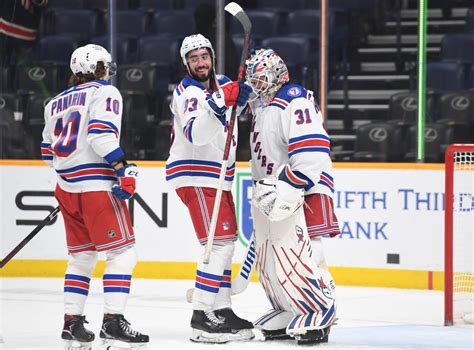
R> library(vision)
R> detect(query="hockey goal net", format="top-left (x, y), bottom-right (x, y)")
top-left (444, 144), bottom-right (474, 326)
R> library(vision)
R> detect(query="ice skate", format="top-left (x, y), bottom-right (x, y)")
top-left (190, 309), bottom-right (254, 343)
top-left (99, 314), bottom-right (149, 348)
top-left (295, 326), bottom-right (330, 345)
top-left (61, 315), bottom-right (94, 350)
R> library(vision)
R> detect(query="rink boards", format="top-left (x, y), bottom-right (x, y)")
top-left (0, 160), bottom-right (453, 290)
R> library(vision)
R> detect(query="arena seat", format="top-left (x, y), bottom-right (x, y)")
top-left (38, 35), bottom-right (78, 64)
top-left (440, 33), bottom-right (474, 63)
top-left (49, 9), bottom-right (98, 42)
top-left (426, 61), bottom-right (465, 93)
top-left (352, 122), bottom-right (404, 162)
top-left (150, 10), bottom-right (195, 37)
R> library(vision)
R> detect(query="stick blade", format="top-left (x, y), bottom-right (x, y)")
top-left (224, 2), bottom-right (243, 16)
top-left (225, 2), bottom-right (251, 33)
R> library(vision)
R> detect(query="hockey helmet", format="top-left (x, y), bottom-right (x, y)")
top-left (245, 48), bottom-right (289, 103)
top-left (70, 44), bottom-right (116, 77)
top-left (180, 34), bottom-right (215, 66)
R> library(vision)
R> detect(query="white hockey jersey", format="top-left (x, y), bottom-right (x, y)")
top-left (249, 83), bottom-right (335, 198)
top-left (41, 80), bottom-right (124, 193)
top-left (166, 75), bottom-right (238, 191)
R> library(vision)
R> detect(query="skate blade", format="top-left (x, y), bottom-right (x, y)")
top-left (64, 340), bottom-right (93, 350)
top-left (190, 329), bottom-right (255, 343)
top-left (100, 339), bottom-right (148, 349)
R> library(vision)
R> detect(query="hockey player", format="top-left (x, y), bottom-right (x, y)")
top-left (41, 44), bottom-right (149, 349)
top-left (165, 34), bottom-right (254, 343)
top-left (244, 48), bottom-right (340, 345)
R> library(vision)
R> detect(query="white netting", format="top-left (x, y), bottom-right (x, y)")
top-left (452, 150), bottom-right (474, 323)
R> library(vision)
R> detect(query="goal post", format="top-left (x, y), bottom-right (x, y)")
top-left (444, 144), bottom-right (474, 326)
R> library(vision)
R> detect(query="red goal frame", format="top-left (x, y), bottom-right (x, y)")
top-left (444, 143), bottom-right (474, 326)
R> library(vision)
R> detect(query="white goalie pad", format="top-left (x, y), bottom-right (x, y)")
top-left (252, 206), bottom-right (337, 336)
top-left (252, 176), bottom-right (304, 222)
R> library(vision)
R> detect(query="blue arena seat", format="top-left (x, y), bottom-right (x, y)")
top-left (91, 35), bottom-right (133, 64)
top-left (48, 0), bottom-right (83, 9)
top-left (150, 10), bottom-right (194, 37)
top-left (260, 36), bottom-right (311, 83)
top-left (138, 0), bottom-right (174, 11)
top-left (137, 36), bottom-right (181, 92)
top-left (257, 0), bottom-right (305, 11)
top-left (49, 9), bottom-right (98, 42)
top-left (38, 35), bottom-right (78, 64)
top-left (113, 10), bottom-right (150, 37)
top-left (440, 33), bottom-right (474, 63)
top-left (82, 0), bottom-right (129, 11)
top-left (353, 122), bottom-right (404, 162)
top-left (182, 0), bottom-right (216, 10)
top-left (426, 61), bottom-right (465, 93)
top-left (230, 10), bottom-right (279, 42)
top-left (286, 10), bottom-right (334, 41)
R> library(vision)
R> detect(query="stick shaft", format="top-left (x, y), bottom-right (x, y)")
top-left (0, 206), bottom-right (60, 268)
top-left (203, 3), bottom-right (252, 264)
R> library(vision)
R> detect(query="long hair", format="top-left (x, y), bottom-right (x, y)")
top-left (67, 61), bottom-right (107, 87)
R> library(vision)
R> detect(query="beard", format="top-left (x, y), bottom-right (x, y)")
top-left (191, 70), bottom-right (211, 82)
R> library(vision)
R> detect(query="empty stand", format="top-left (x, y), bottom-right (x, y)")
top-left (15, 63), bottom-right (66, 95)
top-left (138, 0), bottom-right (174, 11)
top-left (37, 35), bottom-right (78, 64)
top-left (353, 122), bottom-right (404, 162)
top-left (230, 10), bottom-right (279, 42)
top-left (48, 9), bottom-right (99, 42)
top-left (388, 91), bottom-right (436, 125)
top-left (151, 10), bottom-right (194, 37)
top-left (426, 61), bottom-right (465, 93)
top-left (404, 123), bottom-right (451, 162)
top-left (117, 64), bottom-right (156, 93)
top-left (91, 35), bottom-right (133, 64)
top-left (440, 33), bottom-right (474, 63)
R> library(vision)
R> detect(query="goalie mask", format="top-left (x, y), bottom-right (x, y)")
top-left (70, 44), bottom-right (117, 80)
top-left (245, 48), bottom-right (289, 104)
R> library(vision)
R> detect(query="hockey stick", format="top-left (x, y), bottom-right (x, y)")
top-left (0, 206), bottom-right (60, 268)
top-left (203, 2), bottom-right (252, 264)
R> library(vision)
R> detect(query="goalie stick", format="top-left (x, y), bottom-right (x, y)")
top-left (203, 1), bottom-right (252, 264)
top-left (0, 206), bottom-right (60, 268)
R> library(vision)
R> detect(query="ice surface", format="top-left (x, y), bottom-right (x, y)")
top-left (1, 278), bottom-right (472, 349)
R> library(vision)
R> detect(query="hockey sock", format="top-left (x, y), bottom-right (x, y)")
top-left (193, 242), bottom-right (234, 311)
top-left (103, 246), bottom-right (137, 314)
top-left (213, 267), bottom-right (232, 310)
top-left (64, 251), bottom-right (98, 315)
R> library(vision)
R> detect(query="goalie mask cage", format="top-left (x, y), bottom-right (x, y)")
top-left (444, 144), bottom-right (474, 326)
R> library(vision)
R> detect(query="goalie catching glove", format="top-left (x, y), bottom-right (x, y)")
top-left (112, 163), bottom-right (138, 200)
top-left (252, 175), bottom-right (304, 222)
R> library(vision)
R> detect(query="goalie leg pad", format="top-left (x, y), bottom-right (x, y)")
top-left (311, 236), bottom-right (328, 269)
top-left (64, 251), bottom-right (98, 316)
top-left (256, 207), bottom-right (337, 334)
top-left (103, 246), bottom-right (138, 315)
top-left (193, 242), bottom-right (234, 311)
top-left (252, 206), bottom-right (293, 313)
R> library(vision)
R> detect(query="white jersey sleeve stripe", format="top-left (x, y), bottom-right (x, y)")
top-left (55, 163), bottom-right (117, 183)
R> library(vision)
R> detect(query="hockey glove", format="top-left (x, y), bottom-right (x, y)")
top-left (253, 176), bottom-right (304, 222)
top-left (207, 82), bottom-right (252, 119)
top-left (112, 163), bottom-right (138, 200)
